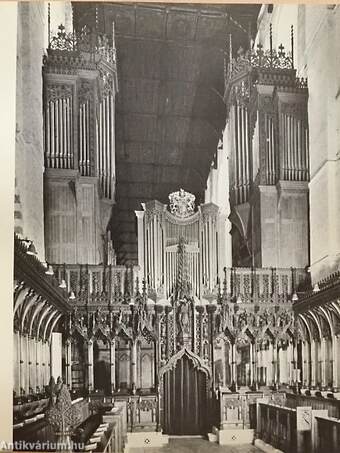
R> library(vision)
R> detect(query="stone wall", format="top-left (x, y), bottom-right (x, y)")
top-left (257, 5), bottom-right (340, 282)
top-left (15, 2), bottom-right (46, 259)
top-left (305, 6), bottom-right (340, 282)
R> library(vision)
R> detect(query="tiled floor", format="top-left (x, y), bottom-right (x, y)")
top-left (129, 437), bottom-right (260, 453)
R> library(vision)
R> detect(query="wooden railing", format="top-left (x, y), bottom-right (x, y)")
top-left (81, 401), bottom-right (127, 453)
top-left (255, 396), bottom-right (340, 453)
top-left (54, 264), bottom-right (138, 306)
top-left (257, 401), bottom-right (297, 452)
top-left (54, 263), bottom-right (308, 306)
top-left (314, 415), bottom-right (340, 453)
top-left (88, 394), bottom-right (159, 434)
top-left (220, 267), bottom-right (308, 303)
top-left (286, 393), bottom-right (340, 419)
top-left (13, 398), bottom-right (49, 424)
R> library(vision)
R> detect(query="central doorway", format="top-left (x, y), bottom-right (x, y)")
top-left (160, 349), bottom-right (210, 435)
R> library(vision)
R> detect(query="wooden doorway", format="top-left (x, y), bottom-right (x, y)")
top-left (160, 349), bottom-right (210, 435)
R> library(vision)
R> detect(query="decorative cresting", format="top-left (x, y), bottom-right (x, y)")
top-left (43, 23), bottom-right (118, 200)
top-left (169, 189), bottom-right (196, 219)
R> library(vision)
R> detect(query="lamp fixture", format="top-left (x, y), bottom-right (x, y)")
top-left (45, 265), bottom-right (54, 276)
top-left (26, 241), bottom-right (37, 255)
top-left (59, 279), bottom-right (67, 289)
top-left (313, 283), bottom-right (320, 293)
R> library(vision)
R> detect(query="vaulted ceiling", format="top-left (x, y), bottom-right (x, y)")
top-left (73, 2), bottom-right (260, 264)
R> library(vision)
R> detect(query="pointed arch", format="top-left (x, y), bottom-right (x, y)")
top-left (159, 347), bottom-right (211, 380)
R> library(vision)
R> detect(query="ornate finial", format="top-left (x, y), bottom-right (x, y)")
top-left (247, 21), bottom-right (252, 49)
top-left (46, 378), bottom-right (81, 437)
top-left (135, 276), bottom-right (140, 296)
top-left (142, 278), bottom-right (147, 298)
top-left (48, 2), bottom-right (51, 45)
top-left (95, 5), bottom-right (99, 30)
top-left (112, 20), bottom-right (116, 50)
top-left (291, 25), bottom-right (294, 68)
top-left (223, 267), bottom-right (227, 296)
top-left (168, 189), bottom-right (195, 219)
top-left (229, 33), bottom-right (232, 66)
top-left (49, 24), bottom-right (75, 52)
top-left (176, 237), bottom-right (191, 299)
top-left (269, 23), bottom-right (273, 57)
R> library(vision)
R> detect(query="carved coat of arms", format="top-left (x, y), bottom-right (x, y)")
top-left (168, 188), bottom-right (195, 218)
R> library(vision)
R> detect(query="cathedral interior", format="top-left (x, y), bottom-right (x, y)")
top-left (8, 2), bottom-right (340, 453)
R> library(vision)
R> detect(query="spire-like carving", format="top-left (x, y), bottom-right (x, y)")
top-left (175, 237), bottom-right (191, 299)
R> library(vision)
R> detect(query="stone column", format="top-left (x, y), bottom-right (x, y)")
top-left (311, 339), bottom-right (316, 387)
top-left (19, 334), bottom-right (26, 395)
top-left (130, 340), bottom-right (137, 393)
top-left (87, 339), bottom-right (94, 392)
top-left (110, 338), bottom-right (116, 394)
top-left (302, 341), bottom-right (310, 387)
top-left (333, 335), bottom-right (339, 390)
top-left (278, 347), bottom-right (284, 385)
top-left (222, 341), bottom-right (227, 386)
top-left (41, 340), bottom-right (46, 387)
top-left (65, 339), bottom-right (72, 389)
top-left (268, 342), bottom-right (273, 386)
top-left (287, 341), bottom-right (293, 385)
top-left (272, 341), bottom-right (277, 388)
top-left (321, 337), bottom-right (327, 388)
top-left (34, 338), bottom-right (39, 393)
top-left (28, 336), bottom-right (35, 393)
top-left (292, 341), bottom-right (298, 385)
top-left (249, 342), bottom-right (253, 387)
top-left (253, 342), bottom-right (259, 389)
top-left (231, 343), bottom-right (237, 390)
top-left (46, 340), bottom-right (51, 385)
top-left (36, 340), bottom-right (41, 391)
top-left (13, 332), bottom-right (20, 395)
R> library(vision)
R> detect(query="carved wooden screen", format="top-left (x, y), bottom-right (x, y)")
top-left (162, 354), bottom-right (208, 435)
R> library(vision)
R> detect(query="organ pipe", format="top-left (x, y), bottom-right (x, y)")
top-left (279, 113), bottom-right (308, 182)
top-left (44, 93), bottom-right (74, 171)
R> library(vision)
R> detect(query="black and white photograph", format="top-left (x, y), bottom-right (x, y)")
top-left (1, 1), bottom-right (340, 452)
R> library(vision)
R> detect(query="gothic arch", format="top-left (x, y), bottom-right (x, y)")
top-left (304, 312), bottom-right (321, 341)
top-left (297, 314), bottom-right (312, 343)
top-left (159, 347), bottom-right (211, 380)
top-left (28, 298), bottom-right (46, 337)
top-left (317, 306), bottom-right (333, 338)
top-left (42, 309), bottom-right (59, 341)
top-left (47, 313), bottom-right (63, 342)
top-left (21, 294), bottom-right (40, 332)
top-left (13, 285), bottom-right (31, 315)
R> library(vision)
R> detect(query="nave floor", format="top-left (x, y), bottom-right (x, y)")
top-left (128, 437), bottom-right (260, 453)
